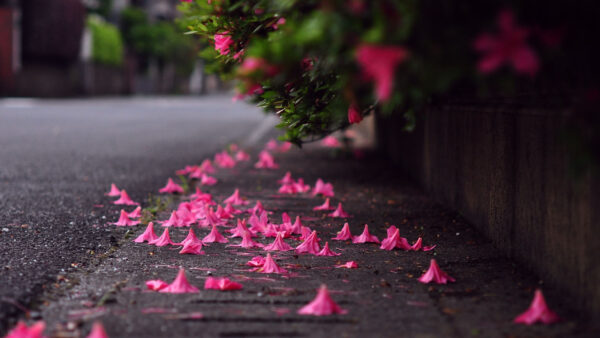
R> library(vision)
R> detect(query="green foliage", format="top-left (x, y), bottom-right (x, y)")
top-left (87, 15), bottom-right (124, 67)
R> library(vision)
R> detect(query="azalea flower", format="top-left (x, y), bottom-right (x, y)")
top-left (332, 223), bottom-right (353, 241)
top-left (473, 10), bottom-right (539, 76)
top-left (113, 189), bottom-right (139, 206)
top-left (295, 231), bottom-right (321, 254)
top-left (4, 321), bottom-right (46, 338)
top-left (418, 259), bottom-right (455, 284)
top-left (111, 209), bottom-right (140, 226)
top-left (514, 289), bottom-right (561, 325)
top-left (329, 203), bottom-right (350, 218)
top-left (105, 183), bottom-right (121, 197)
top-left (150, 228), bottom-right (175, 247)
top-left (316, 242), bottom-right (340, 256)
top-left (246, 256), bottom-right (266, 267)
top-left (235, 150), bottom-right (250, 161)
top-left (224, 188), bottom-right (248, 205)
top-left (133, 222), bottom-right (158, 243)
top-left (297, 285), bottom-right (347, 316)
top-left (352, 224), bottom-right (380, 244)
top-left (312, 179), bottom-right (334, 197)
top-left (254, 253), bottom-right (287, 274)
top-left (179, 241), bottom-right (205, 255)
top-left (254, 150), bottom-right (279, 169)
top-left (202, 225), bottom-right (228, 243)
top-left (200, 174), bottom-right (218, 186)
top-left (160, 268), bottom-right (199, 293)
top-left (146, 280), bottom-right (168, 291)
top-left (348, 103), bottom-right (363, 124)
top-left (263, 231), bottom-right (293, 251)
top-left (127, 206), bottom-right (142, 219)
top-left (321, 136), bottom-right (340, 148)
top-left (204, 277), bottom-right (243, 291)
top-left (336, 261), bottom-right (358, 269)
top-left (159, 178), bottom-right (184, 194)
top-left (356, 44), bottom-right (409, 102)
top-left (87, 322), bottom-right (109, 338)
top-left (214, 32), bottom-right (233, 55)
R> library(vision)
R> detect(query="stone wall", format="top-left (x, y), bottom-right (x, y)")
top-left (377, 102), bottom-right (599, 319)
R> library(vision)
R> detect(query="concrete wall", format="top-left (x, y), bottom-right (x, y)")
top-left (377, 103), bottom-right (599, 319)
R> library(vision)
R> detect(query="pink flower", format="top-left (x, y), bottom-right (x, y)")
top-left (133, 222), bottom-right (158, 243)
top-left (214, 32), bottom-right (234, 55)
top-left (235, 150), bottom-right (250, 161)
top-left (293, 178), bottom-right (310, 193)
top-left (146, 280), bottom-right (168, 291)
top-left (224, 188), bottom-right (248, 205)
top-left (312, 179), bottom-right (335, 197)
top-left (380, 227), bottom-right (411, 250)
top-left (418, 259), bottom-right (455, 284)
top-left (336, 261), bottom-right (358, 269)
top-left (160, 211), bottom-right (182, 227)
top-left (199, 159), bottom-right (215, 173)
top-left (352, 224), bottom-right (380, 244)
top-left (204, 277), bottom-right (243, 291)
top-left (320, 136), bottom-right (340, 148)
top-left (229, 230), bottom-right (263, 249)
top-left (474, 10), bottom-right (539, 76)
top-left (263, 232), bottom-right (293, 251)
top-left (179, 241), bottom-right (205, 255)
top-left (254, 253), bottom-right (287, 274)
top-left (176, 165), bottom-right (197, 176)
top-left (87, 322), bottom-right (109, 338)
top-left (297, 285), bottom-right (347, 316)
top-left (356, 44), bottom-right (409, 102)
top-left (150, 228), bottom-right (175, 247)
top-left (246, 256), bottom-right (266, 267)
top-left (272, 17), bottom-right (286, 30)
top-left (105, 183), bottom-right (121, 197)
top-left (227, 219), bottom-right (253, 238)
top-left (200, 174), bottom-right (218, 186)
top-left (214, 151), bottom-right (236, 168)
top-left (329, 202), bottom-right (350, 218)
top-left (278, 183), bottom-right (297, 194)
top-left (514, 289), bottom-right (561, 325)
top-left (113, 189), bottom-right (139, 206)
top-left (233, 49), bottom-right (245, 60)
top-left (127, 206), bottom-right (142, 219)
top-left (278, 142), bottom-right (292, 152)
top-left (111, 209), bottom-right (140, 226)
top-left (278, 171), bottom-right (294, 185)
top-left (177, 228), bottom-right (203, 247)
top-left (247, 200), bottom-right (266, 215)
top-left (348, 103), bottom-right (363, 124)
top-left (332, 222), bottom-right (353, 241)
top-left (4, 321), bottom-right (46, 338)
top-left (316, 242), bottom-right (340, 256)
top-left (295, 230), bottom-right (321, 254)
top-left (160, 268), bottom-right (199, 293)
top-left (202, 225), bottom-right (228, 243)
top-left (285, 216), bottom-right (303, 235)
top-left (159, 178), bottom-right (184, 194)
top-left (254, 150), bottom-right (279, 169)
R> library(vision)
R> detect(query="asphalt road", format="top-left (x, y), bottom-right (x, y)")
top-left (0, 96), bottom-right (267, 332)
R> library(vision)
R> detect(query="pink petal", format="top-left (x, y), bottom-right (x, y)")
top-left (297, 285), bottom-right (347, 316)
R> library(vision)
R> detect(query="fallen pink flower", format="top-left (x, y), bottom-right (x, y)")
top-left (514, 289), bottom-right (561, 325)
top-left (105, 183), bottom-right (121, 197)
top-left (321, 136), bottom-right (341, 148)
top-left (247, 200), bottom-right (266, 215)
top-left (190, 187), bottom-right (210, 200)
top-left (380, 228), bottom-right (411, 251)
top-left (410, 237), bottom-right (436, 251)
top-left (113, 189), bottom-right (139, 206)
top-left (316, 242), bottom-right (340, 256)
top-left (254, 253), bottom-right (287, 274)
top-left (146, 280), bottom-right (168, 291)
top-left (348, 103), bottom-right (363, 124)
top-left (332, 223), bottom-right (353, 241)
top-left (160, 268), bottom-right (199, 293)
top-left (248, 211), bottom-right (269, 233)
top-left (298, 226), bottom-right (313, 241)
top-left (293, 178), bottom-right (311, 193)
top-left (235, 150), bottom-right (250, 161)
top-left (199, 159), bottom-right (215, 174)
top-left (329, 203), bottom-right (350, 218)
top-left (160, 211), bottom-right (182, 228)
top-left (159, 178), bottom-right (184, 194)
top-left (254, 150), bottom-right (279, 169)
top-left (278, 142), bottom-right (292, 153)
top-left (4, 321), bottom-right (46, 338)
top-left (111, 209), bottom-right (140, 226)
top-left (286, 216), bottom-right (303, 235)
top-left (312, 179), bottom-right (335, 197)
top-left (352, 224), bottom-right (380, 244)
top-left (246, 256), bottom-right (266, 267)
top-left (188, 167), bottom-right (204, 179)
top-left (265, 139), bottom-right (279, 150)
top-left (200, 174), bottom-right (218, 186)
top-left (336, 261), bottom-right (358, 269)
top-left (175, 165), bottom-right (197, 176)
top-left (356, 44), bottom-right (409, 102)
top-left (224, 202), bottom-right (242, 215)
top-left (297, 285), bottom-right (347, 316)
top-left (179, 241), bottom-right (205, 255)
top-left (263, 232), bottom-right (293, 251)
top-left (278, 183), bottom-right (297, 194)
top-left (87, 322), bottom-right (108, 338)
top-left (204, 277), bottom-right (243, 291)
top-left (202, 225), bottom-right (229, 243)
top-left (295, 231), bottom-right (321, 254)
top-left (127, 206), bottom-right (142, 218)
top-left (177, 228), bottom-right (202, 246)
top-left (418, 259), bottom-right (455, 284)
top-left (228, 219), bottom-right (254, 238)
top-left (224, 188), bottom-right (248, 205)
top-left (150, 227), bottom-right (175, 247)
top-left (133, 222), bottom-right (158, 243)
top-left (313, 198), bottom-right (333, 211)
top-left (215, 205), bottom-right (233, 219)
top-left (230, 231), bottom-right (263, 249)
top-left (278, 172), bottom-right (294, 185)
top-left (214, 151), bottom-right (236, 168)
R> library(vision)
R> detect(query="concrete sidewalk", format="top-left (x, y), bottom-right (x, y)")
top-left (27, 143), bottom-right (598, 337)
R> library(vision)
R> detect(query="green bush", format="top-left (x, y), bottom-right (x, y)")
top-left (87, 15), bottom-right (124, 67)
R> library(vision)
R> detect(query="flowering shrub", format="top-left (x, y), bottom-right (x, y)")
top-left (180, 0), bottom-right (598, 145)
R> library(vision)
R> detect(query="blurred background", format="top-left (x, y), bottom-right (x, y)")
top-left (0, 0), bottom-right (224, 97)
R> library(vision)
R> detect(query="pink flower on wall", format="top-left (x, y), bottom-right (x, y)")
top-left (356, 44), bottom-right (409, 102)
top-left (473, 10), bottom-right (539, 76)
